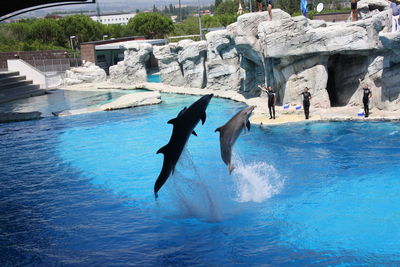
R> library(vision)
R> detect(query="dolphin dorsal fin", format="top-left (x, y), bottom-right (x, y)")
top-left (215, 125), bottom-right (224, 133)
top-left (168, 107), bottom-right (187, 124)
top-left (167, 118), bottom-right (178, 124)
top-left (192, 131), bottom-right (197, 136)
top-left (157, 145), bottom-right (169, 154)
top-left (201, 111), bottom-right (206, 125)
top-left (246, 120), bottom-right (251, 131)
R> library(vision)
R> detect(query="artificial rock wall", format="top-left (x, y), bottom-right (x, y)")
top-left (118, 0), bottom-right (400, 110)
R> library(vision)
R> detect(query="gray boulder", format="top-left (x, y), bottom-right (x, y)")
top-left (206, 30), bottom-right (242, 91)
top-left (178, 40), bottom-right (208, 88)
top-left (109, 42), bottom-right (152, 84)
top-left (64, 61), bottom-right (107, 85)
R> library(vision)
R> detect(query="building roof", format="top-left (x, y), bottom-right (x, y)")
top-left (89, 12), bottom-right (136, 17)
top-left (95, 39), bottom-right (166, 50)
top-left (81, 36), bottom-right (145, 45)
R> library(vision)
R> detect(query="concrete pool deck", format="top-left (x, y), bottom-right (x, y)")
top-left (60, 81), bottom-right (400, 125)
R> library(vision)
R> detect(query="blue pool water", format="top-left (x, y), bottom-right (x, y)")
top-left (147, 74), bottom-right (162, 83)
top-left (0, 93), bottom-right (400, 266)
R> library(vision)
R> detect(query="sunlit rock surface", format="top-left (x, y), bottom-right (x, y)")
top-left (109, 43), bottom-right (153, 84)
top-left (55, 91), bottom-right (161, 116)
top-left (64, 61), bottom-right (107, 85)
top-left (110, 0), bottom-right (400, 110)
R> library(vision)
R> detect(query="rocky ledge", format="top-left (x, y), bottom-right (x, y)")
top-left (0, 111), bottom-right (42, 123)
top-left (105, 0), bottom-right (398, 113)
top-left (54, 91), bottom-right (161, 117)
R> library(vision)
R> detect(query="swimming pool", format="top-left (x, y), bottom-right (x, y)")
top-left (0, 93), bottom-right (399, 266)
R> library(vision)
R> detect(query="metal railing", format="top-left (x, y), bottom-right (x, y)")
top-left (25, 58), bottom-right (82, 73)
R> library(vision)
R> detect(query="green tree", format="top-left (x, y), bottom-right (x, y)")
top-left (215, 0), bottom-right (244, 15)
top-left (3, 21), bottom-right (31, 42)
top-left (29, 18), bottom-right (63, 45)
top-left (127, 12), bottom-right (174, 39)
top-left (333, 0), bottom-right (341, 10)
top-left (215, 14), bottom-right (238, 26)
top-left (104, 24), bottom-right (130, 38)
top-left (58, 14), bottom-right (105, 45)
top-left (202, 15), bottom-right (222, 29)
top-left (215, 0), bottom-right (223, 9)
top-left (276, 0), bottom-right (300, 15)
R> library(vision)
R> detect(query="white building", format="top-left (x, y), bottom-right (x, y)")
top-left (90, 13), bottom-right (136, 25)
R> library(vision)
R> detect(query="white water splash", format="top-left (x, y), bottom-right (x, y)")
top-left (231, 153), bottom-right (284, 203)
top-left (165, 149), bottom-right (223, 222)
top-left (389, 130), bottom-right (398, 136)
top-left (160, 150), bottom-right (284, 221)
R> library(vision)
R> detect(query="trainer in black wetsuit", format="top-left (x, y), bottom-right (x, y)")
top-left (300, 87), bottom-right (312, 119)
top-left (362, 85), bottom-right (372, 117)
top-left (258, 84), bottom-right (277, 119)
top-left (266, 86), bottom-right (277, 119)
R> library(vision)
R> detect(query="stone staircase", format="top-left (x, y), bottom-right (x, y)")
top-left (0, 71), bottom-right (47, 104)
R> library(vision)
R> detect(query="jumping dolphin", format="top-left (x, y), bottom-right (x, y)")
top-left (154, 94), bottom-right (213, 198)
top-left (215, 106), bottom-right (255, 173)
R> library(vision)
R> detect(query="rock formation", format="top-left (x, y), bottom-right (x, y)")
top-left (151, 0), bottom-right (399, 110)
top-left (153, 40), bottom-right (208, 88)
top-left (72, 0), bottom-right (397, 112)
top-left (54, 91), bottom-right (161, 116)
top-left (64, 61), bottom-right (107, 85)
top-left (109, 42), bottom-right (153, 84)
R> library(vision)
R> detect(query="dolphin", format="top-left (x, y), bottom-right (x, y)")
top-left (215, 106), bottom-right (255, 173)
top-left (154, 94), bottom-right (213, 198)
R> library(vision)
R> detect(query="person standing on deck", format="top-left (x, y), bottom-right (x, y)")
top-left (299, 87), bottom-right (312, 120)
top-left (266, 0), bottom-right (273, 20)
top-left (257, 0), bottom-right (263, 12)
top-left (259, 84), bottom-right (277, 119)
top-left (351, 0), bottom-right (358, 21)
top-left (359, 79), bottom-right (372, 117)
top-left (386, 0), bottom-right (400, 32)
top-left (301, 0), bottom-right (308, 17)
top-left (255, 0), bottom-right (272, 20)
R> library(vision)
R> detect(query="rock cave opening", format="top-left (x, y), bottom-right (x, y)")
top-left (326, 54), bottom-right (369, 107)
top-left (146, 52), bottom-right (160, 75)
top-left (240, 56), bottom-right (265, 98)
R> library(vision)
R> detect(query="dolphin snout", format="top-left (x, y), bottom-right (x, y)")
top-left (202, 94), bottom-right (213, 104)
top-left (246, 106), bottom-right (255, 115)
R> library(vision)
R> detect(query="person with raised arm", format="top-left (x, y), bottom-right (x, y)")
top-left (359, 79), bottom-right (372, 117)
top-left (298, 87), bottom-right (312, 120)
top-left (258, 84), bottom-right (277, 119)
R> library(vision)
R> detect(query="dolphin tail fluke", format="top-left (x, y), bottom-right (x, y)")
top-left (228, 164), bottom-right (235, 174)
top-left (154, 160), bottom-right (173, 198)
